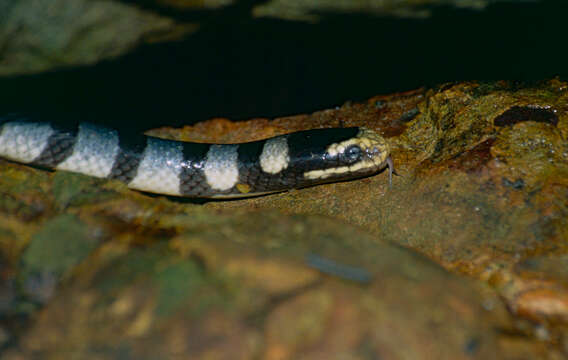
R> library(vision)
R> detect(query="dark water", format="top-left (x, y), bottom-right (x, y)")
top-left (0, 0), bottom-right (565, 133)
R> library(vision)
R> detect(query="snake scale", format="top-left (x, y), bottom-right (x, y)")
top-left (0, 114), bottom-right (393, 198)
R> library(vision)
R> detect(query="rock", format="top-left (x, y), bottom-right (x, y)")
top-left (252, 0), bottom-right (522, 22)
top-left (0, 0), bottom-right (193, 76)
top-left (1, 80), bottom-right (568, 358)
top-left (3, 209), bottom-right (509, 359)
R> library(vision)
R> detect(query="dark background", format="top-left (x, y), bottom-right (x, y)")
top-left (0, 0), bottom-right (566, 133)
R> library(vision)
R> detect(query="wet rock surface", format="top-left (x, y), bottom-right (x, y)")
top-left (0, 0), bottom-right (193, 76)
top-left (252, 0), bottom-right (521, 21)
top-left (0, 80), bottom-right (567, 358)
top-left (0, 0), bottom-right (536, 76)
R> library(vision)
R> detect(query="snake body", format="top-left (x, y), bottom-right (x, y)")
top-left (0, 114), bottom-right (393, 198)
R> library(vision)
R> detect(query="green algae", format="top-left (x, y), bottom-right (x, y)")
top-left (152, 260), bottom-right (208, 316)
top-left (93, 243), bottom-right (231, 318)
top-left (52, 172), bottom-right (117, 210)
top-left (20, 214), bottom-right (98, 278)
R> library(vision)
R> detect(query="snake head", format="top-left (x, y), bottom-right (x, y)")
top-left (302, 127), bottom-right (393, 185)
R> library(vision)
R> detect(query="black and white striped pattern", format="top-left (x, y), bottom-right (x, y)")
top-left (0, 116), bottom-right (392, 198)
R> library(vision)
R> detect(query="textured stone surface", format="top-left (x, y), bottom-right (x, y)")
top-left (0, 0), bottom-right (193, 76)
top-left (252, 0), bottom-right (531, 21)
top-left (0, 0), bottom-right (540, 76)
top-left (1, 80), bottom-right (568, 358)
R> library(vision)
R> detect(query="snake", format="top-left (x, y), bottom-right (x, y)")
top-left (0, 114), bottom-right (394, 198)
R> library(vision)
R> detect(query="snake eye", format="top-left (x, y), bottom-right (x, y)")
top-left (344, 145), bottom-right (362, 162)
